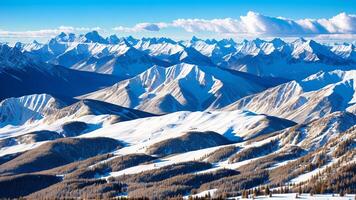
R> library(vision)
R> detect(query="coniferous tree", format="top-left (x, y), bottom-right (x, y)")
top-left (298, 185), bottom-right (302, 195)
top-left (264, 186), bottom-right (270, 196)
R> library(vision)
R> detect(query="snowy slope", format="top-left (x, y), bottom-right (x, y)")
top-left (0, 109), bottom-right (294, 157)
top-left (0, 97), bottom-right (155, 153)
top-left (0, 94), bottom-right (65, 127)
top-left (280, 111), bottom-right (356, 150)
top-left (97, 111), bottom-right (355, 181)
top-left (224, 70), bottom-right (356, 123)
top-left (79, 110), bottom-right (294, 154)
top-left (80, 63), bottom-right (278, 114)
top-left (331, 43), bottom-right (356, 61)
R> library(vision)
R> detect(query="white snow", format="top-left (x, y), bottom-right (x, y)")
top-left (230, 193), bottom-right (355, 200)
top-left (0, 94), bottom-right (57, 127)
top-left (81, 62), bottom-right (268, 114)
top-left (184, 189), bottom-right (217, 199)
top-left (0, 142), bottom-right (45, 156)
top-left (103, 134), bottom-right (280, 177)
top-left (80, 110), bottom-right (285, 154)
top-left (224, 69), bottom-right (356, 123)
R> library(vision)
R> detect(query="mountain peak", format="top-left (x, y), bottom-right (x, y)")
top-left (57, 32), bottom-right (67, 39)
top-left (270, 38), bottom-right (286, 46)
top-left (125, 35), bottom-right (139, 45)
top-left (204, 38), bottom-right (218, 45)
top-left (141, 63), bottom-right (200, 81)
top-left (33, 40), bottom-right (40, 44)
top-left (119, 38), bottom-right (134, 47)
top-left (54, 32), bottom-right (68, 41)
top-left (191, 36), bottom-right (201, 42)
top-left (83, 30), bottom-right (107, 44)
top-left (252, 38), bottom-right (265, 46)
top-left (293, 37), bottom-right (307, 44)
top-left (218, 38), bottom-right (236, 46)
top-left (54, 32), bottom-right (76, 42)
top-left (106, 34), bottom-right (120, 44)
top-left (306, 39), bottom-right (319, 46)
top-left (141, 37), bottom-right (176, 45)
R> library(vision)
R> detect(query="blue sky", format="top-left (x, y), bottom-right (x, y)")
top-left (0, 0), bottom-right (356, 42)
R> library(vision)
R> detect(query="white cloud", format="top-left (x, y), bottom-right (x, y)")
top-left (0, 26), bottom-right (102, 38)
top-left (171, 18), bottom-right (242, 33)
top-left (113, 23), bottom-right (167, 32)
top-left (171, 12), bottom-right (356, 36)
top-left (112, 11), bottom-right (356, 37)
top-left (314, 33), bottom-right (356, 41)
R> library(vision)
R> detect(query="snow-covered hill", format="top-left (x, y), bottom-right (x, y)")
top-left (0, 94), bottom-right (155, 153)
top-left (79, 109), bottom-right (295, 151)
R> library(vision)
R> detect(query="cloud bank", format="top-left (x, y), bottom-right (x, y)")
top-left (0, 12), bottom-right (355, 40)
top-left (113, 11), bottom-right (356, 37)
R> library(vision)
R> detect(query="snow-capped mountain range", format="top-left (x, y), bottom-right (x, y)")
top-left (0, 32), bottom-right (355, 199)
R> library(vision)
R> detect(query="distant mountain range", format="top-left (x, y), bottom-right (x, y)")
top-left (0, 32), bottom-right (355, 199)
